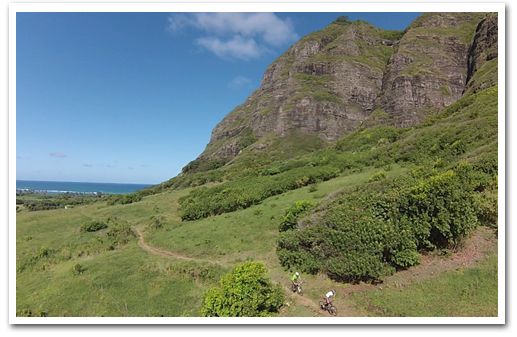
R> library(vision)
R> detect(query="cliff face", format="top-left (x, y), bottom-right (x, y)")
top-left (202, 20), bottom-right (394, 163)
top-left (188, 13), bottom-right (496, 171)
top-left (378, 12), bottom-right (486, 127)
top-left (465, 13), bottom-right (498, 94)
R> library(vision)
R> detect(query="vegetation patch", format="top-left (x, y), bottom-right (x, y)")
top-left (277, 162), bottom-right (491, 283)
top-left (201, 261), bottom-right (284, 317)
top-left (80, 220), bottom-right (108, 233)
top-left (312, 91), bottom-right (343, 105)
top-left (441, 85), bottom-right (452, 96)
top-left (379, 29), bottom-right (405, 41)
top-left (260, 107), bottom-right (274, 115)
top-left (178, 165), bottom-right (340, 221)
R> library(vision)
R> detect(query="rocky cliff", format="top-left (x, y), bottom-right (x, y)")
top-left (378, 12), bottom-right (486, 127)
top-left (465, 12), bottom-right (498, 95)
top-left (186, 12), bottom-right (496, 173)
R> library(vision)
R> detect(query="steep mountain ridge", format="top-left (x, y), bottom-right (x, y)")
top-left (196, 20), bottom-right (395, 168)
top-left (184, 12), bottom-right (494, 174)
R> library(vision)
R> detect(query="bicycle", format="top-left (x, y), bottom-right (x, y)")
top-left (319, 300), bottom-right (337, 316)
top-left (291, 281), bottom-right (303, 296)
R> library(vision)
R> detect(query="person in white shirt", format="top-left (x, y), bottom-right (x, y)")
top-left (324, 289), bottom-right (336, 307)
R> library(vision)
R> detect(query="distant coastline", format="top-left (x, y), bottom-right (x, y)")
top-left (16, 180), bottom-right (154, 195)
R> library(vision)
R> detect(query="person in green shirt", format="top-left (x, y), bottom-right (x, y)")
top-left (291, 272), bottom-right (300, 291)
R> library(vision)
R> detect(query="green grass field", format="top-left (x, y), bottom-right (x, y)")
top-left (16, 160), bottom-right (498, 317)
top-left (16, 165), bottom-right (408, 317)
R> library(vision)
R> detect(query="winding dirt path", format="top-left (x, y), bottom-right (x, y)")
top-left (283, 285), bottom-right (327, 316)
top-left (135, 227), bottom-right (203, 263)
top-left (134, 227), bottom-right (342, 316)
top-left (133, 225), bottom-right (496, 317)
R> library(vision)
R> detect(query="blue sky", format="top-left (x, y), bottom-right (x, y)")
top-left (16, 11), bottom-right (424, 184)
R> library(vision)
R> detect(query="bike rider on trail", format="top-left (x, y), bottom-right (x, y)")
top-left (324, 289), bottom-right (336, 306)
top-left (291, 272), bottom-right (301, 290)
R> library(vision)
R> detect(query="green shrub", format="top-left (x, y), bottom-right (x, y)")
top-left (147, 215), bottom-right (165, 230)
top-left (201, 261), bottom-right (284, 317)
top-left (72, 263), bottom-right (85, 275)
top-left (107, 221), bottom-right (136, 246)
top-left (80, 220), bottom-right (108, 233)
top-left (367, 171), bottom-right (386, 182)
top-left (278, 200), bottom-right (315, 232)
top-left (402, 170), bottom-right (478, 249)
top-left (334, 15), bottom-right (349, 23)
top-left (474, 176), bottom-right (498, 230)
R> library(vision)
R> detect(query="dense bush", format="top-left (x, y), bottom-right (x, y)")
top-left (474, 175), bottom-right (498, 231)
top-left (278, 200), bottom-right (315, 232)
top-left (334, 15), bottom-right (349, 23)
top-left (277, 160), bottom-right (492, 283)
top-left (16, 246), bottom-right (54, 273)
top-left (105, 192), bottom-right (143, 206)
top-left (71, 263), bottom-right (85, 275)
top-left (178, 165), bottom-right (339, 221)
top-left (107, 220), bottom-right (135, 246)
top-left (21, 193), bottom-right (103, 211)
top-left (80, 220), bottom-right (108, 233)
top-left (201, 261), bottom-right (284, 317)
top-left (147, 215), bottom-right (165, 230)
top-left (367, 171), bottom-right (387, 182)
top-left (16, 309), bottom-right (47, 317)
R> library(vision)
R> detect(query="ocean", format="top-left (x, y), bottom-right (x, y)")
top-left (16, 180), bottom-right (154, 195)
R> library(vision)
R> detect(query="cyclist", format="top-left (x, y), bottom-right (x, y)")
top-left (291, 272), bottom-right (301, 291)
top-left (324, 289), bottom-right (336, 307)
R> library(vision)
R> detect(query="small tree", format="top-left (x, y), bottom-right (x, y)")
top-left (335, 15), bottom-right (349, 23)
top-left (201, 261), bottom-right (284, 317)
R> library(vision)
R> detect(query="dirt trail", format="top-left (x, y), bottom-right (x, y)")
top-left (135, 227), bottom-right (208, 264)
top-left (283, 285), bottom-right (325, 315)
top-left (283, 285), bottom-right (364, 317)
top-left (134, 225), bottom-right (496, 317)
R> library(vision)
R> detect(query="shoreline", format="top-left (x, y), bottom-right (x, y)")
top-left (15, 180), bottom-right (154, 195)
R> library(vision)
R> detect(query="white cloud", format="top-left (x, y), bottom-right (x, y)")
top-left (168, 12), bottom-right (298, 60)
top-left (228, 76), bottom-right (253, 90)
top-left (167, 13), bottom-right (193, 33)
top-left (197, 36), bottom-right (263, 60)
top-left (195, 13), bottom-right (297, 45)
